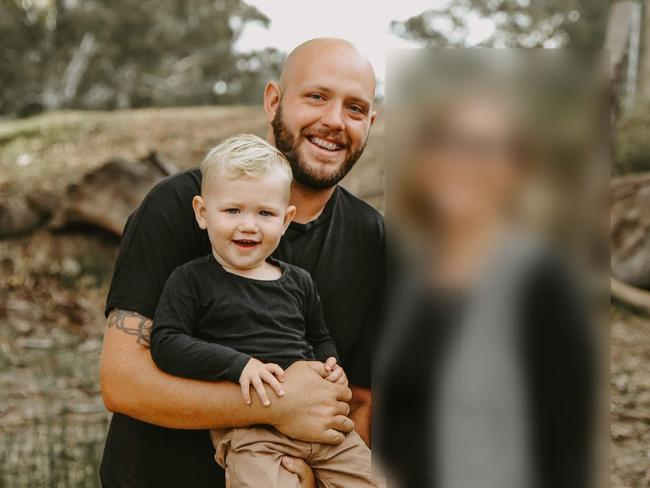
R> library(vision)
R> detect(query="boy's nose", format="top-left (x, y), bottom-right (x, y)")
top-left (238, 215), bottom-right (259, 232)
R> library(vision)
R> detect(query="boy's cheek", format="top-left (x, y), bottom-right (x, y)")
top-left (266, 224), bottom-right (285, 243)
top-left (207, 217), bottom-right (231, 236)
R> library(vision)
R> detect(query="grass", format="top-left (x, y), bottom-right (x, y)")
top-left (0, 107), bottom-right (267, 202)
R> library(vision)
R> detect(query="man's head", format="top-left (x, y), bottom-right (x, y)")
top-left (193, 134), bottom-right (296, 271)
top-left (264, 38), bottom-right (377, 190)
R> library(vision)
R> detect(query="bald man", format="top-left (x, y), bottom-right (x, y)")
top-left (98, 38), bottom-right (384, 488)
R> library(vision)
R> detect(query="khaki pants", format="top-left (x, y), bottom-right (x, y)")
top-left (210, 426), bottom-right (384, 488)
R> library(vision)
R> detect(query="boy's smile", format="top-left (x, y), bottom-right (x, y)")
top-left (232, 239), bottom-right (260, 249)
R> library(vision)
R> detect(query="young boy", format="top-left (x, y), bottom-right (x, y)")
top-left (150, 134), bottom-right (380, 487)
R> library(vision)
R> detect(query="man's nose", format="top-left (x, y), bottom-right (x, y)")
top-left (320, 101), bottom-right (345, 131)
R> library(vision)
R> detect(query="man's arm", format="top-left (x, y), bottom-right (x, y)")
top-left (349, 386), bottom-right (372, 446)
top-left (100, 309), bottom-right (354, 444)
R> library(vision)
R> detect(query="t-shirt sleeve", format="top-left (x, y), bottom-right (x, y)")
top-left (303, 273), bottom-right (340, 363)
top-left (104, 171), bottom-right (208, 320)
top-left (150, 266), bottom-right (251, 382)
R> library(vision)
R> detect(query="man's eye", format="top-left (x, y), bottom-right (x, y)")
top-left (224, 208), bottom-right (239, 214)
top-left (348, 104), bottom-right (365, 114)
top-left (259, 210), bottom-right (274, 217)
top-left (308, 93), bottom-right (324, 101)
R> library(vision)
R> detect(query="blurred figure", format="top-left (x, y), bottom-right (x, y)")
top-left (375, 50), bottom-right (606, 488)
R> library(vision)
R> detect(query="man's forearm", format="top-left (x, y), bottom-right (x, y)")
top-left (100, 309), bottom-right (354, 445)
top-left (350, 386), bottom-right (372, 446)
top-left (100, 311), bottom-right (276, 429)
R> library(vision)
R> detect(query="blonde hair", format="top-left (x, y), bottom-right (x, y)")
top-left (200, 134), bottom-right (292, 195)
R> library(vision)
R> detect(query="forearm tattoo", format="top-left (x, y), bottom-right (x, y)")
top-left (107, 309), bottom-right (153, 347)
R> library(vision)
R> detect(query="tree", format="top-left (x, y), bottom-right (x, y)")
top-left (0, 0), bottom-right (281, 116)
top-left (391, 0), bottom-right (608, 49)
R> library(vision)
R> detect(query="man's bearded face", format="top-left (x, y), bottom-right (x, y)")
top-left (272, 101), bottom-right (367, 190)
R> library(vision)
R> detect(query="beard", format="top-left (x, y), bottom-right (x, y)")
top-left (271, 103), bottom-right (367, 190)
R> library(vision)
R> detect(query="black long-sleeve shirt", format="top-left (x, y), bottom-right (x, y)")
top-left (150, 254), bottom-right (339, 383)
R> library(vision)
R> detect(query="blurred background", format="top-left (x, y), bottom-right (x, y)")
top-left (0, 0), bottom-right (644, 486)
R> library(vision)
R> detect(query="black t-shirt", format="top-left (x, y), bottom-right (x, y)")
top-left (374, 255), bottom-right (596, 488)
top-left (100, 169), bottom-right (384, 488)
top-left (150, 255), bottom-right (339, 382)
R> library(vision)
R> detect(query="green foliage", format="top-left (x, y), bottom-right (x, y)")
top-left (0, 0), bottom-right (282, 116)
top-left (391, 0), bottom-right (607, 48)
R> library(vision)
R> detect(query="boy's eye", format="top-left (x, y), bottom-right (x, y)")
top-left (224, 208), bottom-right (239, 214)
top-left (259, 210), bottom-right (274, 217)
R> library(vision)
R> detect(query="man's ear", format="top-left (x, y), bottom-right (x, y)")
top-left (192, 195), bottom-right (208, 230)
top-left (370, 109), bottom-right (377, 127)
top-left (264, 80), bottom-right (282, 123)
top-left (282, 205), bottom-right (296, 234)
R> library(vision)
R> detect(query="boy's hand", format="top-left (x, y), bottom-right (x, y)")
top-left (323, 357), bottom-right (348, 387)
top-left (240, 358), bottom-right (285, 406)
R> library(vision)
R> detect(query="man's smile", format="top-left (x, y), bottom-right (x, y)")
top-left (307, 135), bottom-right (345, 152)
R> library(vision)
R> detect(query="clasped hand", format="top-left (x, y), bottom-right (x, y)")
top-left (239, 357), bottom-right (348, 406)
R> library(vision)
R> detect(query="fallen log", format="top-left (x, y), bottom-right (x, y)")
top-left (611, 276), bottom-right (650, 313)
top-left (611, 173), bottom-right (650, 287)
top-left (0, 199), bottom-right (42, 238)
top-left (50, 151), bottom-right (178, 236)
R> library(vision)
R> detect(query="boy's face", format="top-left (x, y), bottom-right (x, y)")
top-left (192, 168), bottom-right (295, 271)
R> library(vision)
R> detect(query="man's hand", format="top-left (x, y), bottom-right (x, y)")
top-left (239, 358), bottom-right (285, 406)
top-left (271, 361), bottom-right (353, 445)
top-left (323, 357), bottom-right (349, 386)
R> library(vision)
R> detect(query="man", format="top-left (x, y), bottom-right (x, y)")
top-left (99, 38), bottom-right (384, 487)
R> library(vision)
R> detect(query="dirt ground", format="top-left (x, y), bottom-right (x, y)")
top-left (611, 306), bottom-right (650, 487)
top-left (0, 107), bottom-right (642, 486)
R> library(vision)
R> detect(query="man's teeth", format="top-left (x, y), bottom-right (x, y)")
top-left (309, 136), bottom-right (342, 151)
